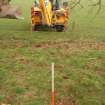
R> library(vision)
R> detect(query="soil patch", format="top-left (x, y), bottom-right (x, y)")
top-left (32, 40), bottom-right (105, 51)
top-left (56, 97), bottom-right (75, 105)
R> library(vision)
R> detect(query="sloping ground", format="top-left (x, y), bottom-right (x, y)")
top-left (0, 0), bottom-right (105, 105)
top-left (0, 37), bottom-right (105, 105)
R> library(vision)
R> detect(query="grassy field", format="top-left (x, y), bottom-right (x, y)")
top-left (0, 0), bottom-right (105, 105)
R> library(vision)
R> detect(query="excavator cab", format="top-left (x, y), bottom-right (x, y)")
top-left (31, 0), bottom-right (69, 31)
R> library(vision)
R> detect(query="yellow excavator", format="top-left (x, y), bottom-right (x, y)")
top-left (31, 0), bottom-right (69, 31)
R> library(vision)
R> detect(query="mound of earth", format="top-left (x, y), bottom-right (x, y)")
top-left (0, 0), bottom-right (23, 19)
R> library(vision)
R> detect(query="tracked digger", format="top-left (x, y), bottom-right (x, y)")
top-left (31, 0), bottom-right (69, 31)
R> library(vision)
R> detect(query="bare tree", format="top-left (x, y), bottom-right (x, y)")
top-left (70, 0), bottom-right (83, 9)
top-left (70, 0), bottom-right (104, 16)
top-left (89, 0), bottom-right (102, 15)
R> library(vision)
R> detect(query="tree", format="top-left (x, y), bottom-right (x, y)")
top-left (70, 0), bottom-right (103, 16)
top-left (70, 0), bottom-right (83, 9)
top-left (89, 0), bottom-right (102, 16)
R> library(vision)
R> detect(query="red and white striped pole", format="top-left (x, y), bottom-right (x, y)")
top-left (52, 63), bottom-right (55, 105)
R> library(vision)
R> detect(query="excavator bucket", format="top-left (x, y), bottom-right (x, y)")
top-left (0, 0), bottom-right (23, 19)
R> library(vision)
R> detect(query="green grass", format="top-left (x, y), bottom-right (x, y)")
top-left (0, 0), bottom-right (105, 105)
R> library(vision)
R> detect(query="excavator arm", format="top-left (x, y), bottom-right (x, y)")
top-left (39, 0), bottom-right (52, 26)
